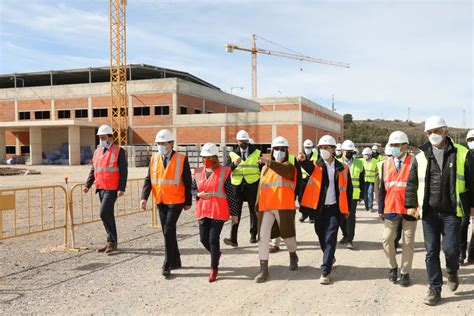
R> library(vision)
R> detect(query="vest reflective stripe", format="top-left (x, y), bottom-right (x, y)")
top-left (301, 161), bottom-right (350, 214)
top-left (195, 165), bottom-right (231, 221)
top-left (229, 150), bottom-right (261, 185)
top-left (302, 152), bottom-right (318, 179)
top-left (382, 155), bottom-right (413, 215)
top-left (93, 144), bottom-right (121, 190)
top-left (258, 166), bottom-right (296, 212)
top-left (416, 142), bottom-right (468, 218)
top-left (348, 158), bottom-right (363, 200)
top-left (150, 152), bottom-right (186, 204)
top-left (363, 158), bottom-right (377, 183)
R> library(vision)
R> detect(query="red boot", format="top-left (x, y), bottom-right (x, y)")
top-left (209, 268), bottom-right (218, 283)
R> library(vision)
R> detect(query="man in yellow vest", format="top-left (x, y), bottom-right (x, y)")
top-left (224, 130), bottom-right (262, 247)
top-left (405, 116), bottom-right (474, 305)
top-left (362, 147), bottom-right (377, 212)
top-left (84, 124), bottom-right (128, 255)
top-left (140, 129), bottom-right (193, 278)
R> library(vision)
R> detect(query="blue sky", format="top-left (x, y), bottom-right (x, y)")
top-left (0, 0), bottom-right (472, 127)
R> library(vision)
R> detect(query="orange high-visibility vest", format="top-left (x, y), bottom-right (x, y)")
top-left (150, 152), bottom-right (186, 204)
top-left (300, 161), bottom-right (349, 214)
top-left (258, 165), bottom-right (296, 212)
top-left (194, 165), bottom-right (231, 221)
top-left (382, 154), bottom-right (413, 215)
top-left (93, 144), bottom-right (121, 190)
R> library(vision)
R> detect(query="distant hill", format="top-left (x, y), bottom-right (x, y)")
top-left (343, 117), bottom-right (469, 148)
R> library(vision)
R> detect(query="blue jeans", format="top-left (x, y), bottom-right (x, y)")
top-left (364, 182), bottom-right (374, 210)
top-left (314, 205), bottom-right (341, 276)
top-left (422, 211), bottom-right (461, 289)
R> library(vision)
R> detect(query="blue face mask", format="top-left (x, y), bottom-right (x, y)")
top-left (273, 150), bottom-right (286, 162)
top-left (99, 140), bottom-right (109, 148)
top-left (391, 147), bottom-right (402, 158)
top-left (158, 145), bottom-right (168, 156)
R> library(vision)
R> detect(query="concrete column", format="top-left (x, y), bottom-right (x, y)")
top-left (297, 123), bottom-right (303, 153)
top-left (50, 99), bottom-right (55, 120)
top-left (172, 127), bottom-right (177, 146)
top-left (87, 97), bottom-right (93, 122)
top-left (15, 133), bottom-right (21, 155)
top-left (220, 127), bottom-right (226, 164)
top-left (272, 124), bottom-right (277, 140)
top-left (128, 95), bottom-right (134, 144)
top-left (172, 92), bottom-right (178, 121)
top-left (68, 126), bottom-right (81, 165)
top-left (14, 100), bottom-right (18, 122)
top-left (0, 128), bottom-right (5, 164)
top-left (202, 100), bottom-right (206, 113)
top-left (29, 127), bottom-right (43, 165)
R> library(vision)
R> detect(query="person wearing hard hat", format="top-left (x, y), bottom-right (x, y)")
top-left (372, 144), bottom-right (383, 162)
top-left (192, 143), bottom-right (239, 282)
top-left (460, 129), bottom-right (474, 265)
top-left (254, 136), bottom-right (298, 283)
top-left (84, 124), bottom-right (128, 255)
top-left (140, 129), bottom-right (193, 279)
top-left (335, 143), bottom-right (342, 160)
top-left (362, 147), bottom-right (377, 212)
top-left (297, 139), bottom-right (318, 224)
top-left (378, 131), bottom-right (417, 287)
top-left (404, 116), bottom-right (474, 305)
top-left (338, 140), bottom-right (364, 249)
top-left (224, 130), bottom-right (262, 247)
top-left (299, 135), bottom-right (352, 284)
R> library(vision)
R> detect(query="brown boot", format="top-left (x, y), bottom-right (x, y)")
top-left (105, 242), bottom-right (118, 255)
top-left (97, 243), bottom-right (108, 253)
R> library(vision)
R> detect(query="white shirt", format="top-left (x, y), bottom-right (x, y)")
top-left (324, 159), bottom-right (337, 205)
top-left (393, 153), bottom-right (407, 172)
top-left (240, 148), bottom-right (248, 160)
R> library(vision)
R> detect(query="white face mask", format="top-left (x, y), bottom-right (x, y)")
top-left (429, 133), bottom-right (444, 146)
top-left (320, 149), bottom-right (332, 161)
top-left (157, 145), bottom-right (168, 156)
top-left (99, 140), bottom-right (109, 148)
top-left (468, 141), bottom-right (474, 150)
top-left (273, 150), bottom-right (286, 162)
top-left (304, 148), bottom-right (313, 155)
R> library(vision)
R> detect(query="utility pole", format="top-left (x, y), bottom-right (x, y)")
top-left (332, 94), bottom-right (336, 111)
top-left (407, 107), bottom-right (411, 122)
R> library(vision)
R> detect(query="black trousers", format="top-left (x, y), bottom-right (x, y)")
top-left (340, 199), bottom-right (357, 242)
top-left (314, 205), bottom-right (341, 276)
top-left (229, 185), bottom-right (258, 242)
top-left (199, 218), bottom-right (225, 269)
top-left (158, 203), bottom-right (183, 269)
top-left (98, 190), bottom-right (118, 242)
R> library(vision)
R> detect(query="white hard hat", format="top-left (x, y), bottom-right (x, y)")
top-left (317, 135), bottom-right (337, 147)
top-left (97, 124), bottom-right (113, 136)
top-left (236, 130), bottom-right (250, 141)
top-left (424, 116), bottom-right (447, 132)
top-left (155, 129), bottom-right (175, 143)
top-left (388, 131), bottom-right (409, 145)
top-left (362, 147), bottom-right (372, 155)
top-left (272, 136), bottom-right (289, 148)
top-left (303, 139), bottom-right (314, 147)
top-left (371, 145), bottom-right (378, 150)
top-left (336, 143), bottom-right (342, 150)
top-left (384, 143), bottom-right (392, 156)
top-left (341, 140), bottom-right (356, 151)
top-left (466, 129), bottom-right (474, 140)
top-left (354, 148), bottom-right (360, 154)
top-left (200, 143), bottom-right (219, 157)
top-left (249, 138), bottom-right (255, 144)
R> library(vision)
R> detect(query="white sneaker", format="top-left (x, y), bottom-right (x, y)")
top-left (320, 274), bottom-right (331, 284)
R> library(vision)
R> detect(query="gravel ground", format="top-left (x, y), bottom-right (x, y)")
top-left (0, 166), bottom-right (473, 315)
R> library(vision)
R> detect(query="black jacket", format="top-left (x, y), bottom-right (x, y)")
top-left (86, 146), bottom-right (128, 192)
top-left (405, 138), bottom-right (474, 214)
top-left (300, 157), bottom-right (353, 212)
top-left (141, 150), bottom-right (193, 206)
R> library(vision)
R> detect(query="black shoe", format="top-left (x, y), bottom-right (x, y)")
top-left (161, 266), bottom-right (171, 279)
top-left (459, 255), bottom-right (466, 266)
top-left (309, 219), bottom-right (315, 224)
top-left (249, 236), bottom-right (258, 244)
top-left (299, 215), bottom-right (307, 223)
top-left (338, 238), bottom-right (348, 245)
top-left (346, 242), bottom-right (355, 250)
top-left (399, 273), bottom-right (410, 287)
top-left (423, 287), bottom-right (441, 306)
top-left (223, 238), bottom-right (238, 247)
top-left (447, 273), bottom-right (459, 291)
top-left (389, 268), bottom-right (397, 283)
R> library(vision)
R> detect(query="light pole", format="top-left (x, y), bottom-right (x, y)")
top-left (231, 86), bottom-right (243, 94)
top-left (277, 90), bottom-right (283, 97)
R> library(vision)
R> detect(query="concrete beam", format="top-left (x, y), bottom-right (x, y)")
top-left (29, 127), bottom-right (42, 165)
top-left (0, 128), bottom-right (5, 164)
top-left (68, 126), bottom-right (81, 165)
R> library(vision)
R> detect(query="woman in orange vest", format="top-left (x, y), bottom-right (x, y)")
top-left (140, 129), bottom-right (193, 279)
top-left (192, 143), bottom-right (239, 282)
top-left (254, 136), bottom-right (298, 283)
top-left (299, 135), bottom-right (352, 284)
top-left (84, 124), bottom-right (128, 255)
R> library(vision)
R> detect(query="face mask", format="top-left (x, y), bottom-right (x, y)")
top-left (273, 150), bottom-right (286, 162)
top-left (204, 159), bottom-right (215, 168)
top-left (158, 145), bottom-right (168, 156)
top-left (344, 152), bottom-right (353, 160)
top-left (304, 148), bottom-right (313, 155)
top-left (239, 143), bottom-right (248, 150)
top-left (336, 150), bottom-right (342, 156)
top-left (391, 147), bottom-right (403, 158)
top-left (99, 140), bottom-right (109, 148)
top-left (320, 149), bottom-right (332, 161)
top-left (363, 154), bottom-right (370, 160)
top-left (468, 141), bottom-right (474, 150)
top-left (429, 133), bottom-right (443, 146)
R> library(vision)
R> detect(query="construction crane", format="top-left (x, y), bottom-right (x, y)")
top-left (225, 34), bottom-right (350, 99)
top-left (109, 0), bottom-right (128, 145)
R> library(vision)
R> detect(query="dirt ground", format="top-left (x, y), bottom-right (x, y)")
top-left (1, 166), bottom-right (473, 315)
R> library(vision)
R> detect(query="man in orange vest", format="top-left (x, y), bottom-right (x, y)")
top-left (140, 129), bottom-right (192, 278)
top-left (299, 135), bottom-right (352, 284)
top-left (84, 124), bottom-right (128, 255)
top-left (378, 131), bottom-right (417, 287)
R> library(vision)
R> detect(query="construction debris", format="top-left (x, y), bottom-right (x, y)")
top-left (0, 167), bottom-right (41, 176)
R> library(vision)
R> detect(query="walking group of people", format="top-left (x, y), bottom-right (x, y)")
top-left (84, 115), bottom-right (474, 306)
